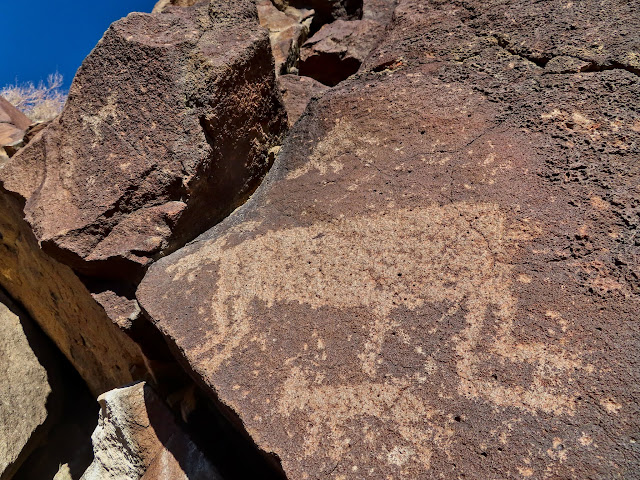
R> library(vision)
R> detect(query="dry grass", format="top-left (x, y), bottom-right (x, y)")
top-left (1, 72), bottom-right (67, 123)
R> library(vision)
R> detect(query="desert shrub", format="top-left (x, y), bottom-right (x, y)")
top-left (1, 72), bottom-right (67, 123)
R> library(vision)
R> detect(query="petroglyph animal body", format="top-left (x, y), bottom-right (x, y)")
top-left (166, 202), bottom-right (586, 470)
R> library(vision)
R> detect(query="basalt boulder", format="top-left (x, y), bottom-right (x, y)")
top-left (0, 0), bottom-right (287, 282)
top-left (0, 187), bottom-right (146, 396)
top-left (138, 0), bottom-right (640, 478)
top-left (299, 19), bottom-right (385, 85)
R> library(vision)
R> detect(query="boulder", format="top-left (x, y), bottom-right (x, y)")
top-left (299, 19), bottom-right (385, 85)
top-left (278, 74), bottom-right (329, 125)
top-left (81, 382), bottom-right (220, 480)
top-left (257, 0), bottom-right (313, 75)
top-left (0, 187), bottom-right (147, 396)
top-left (0, 0), bottom-right (287, 281)
top-left (0, 292), bottom-right (51, 480)
top-left (138, 0), bottom-right (640, 478)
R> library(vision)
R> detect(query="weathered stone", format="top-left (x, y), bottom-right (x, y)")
top-left (138, 0), bottom-right (640, 477)
top-left (362, 0), bottom-right (396, 23)
top-left (0, 0), bottom-right (287, 281)
top-left (53, 464), bottom-right (73, 480)
top-left (299, 19), bottom-right (385, 85)
top-left (81, 382), bottom-right (220, 480)
top-left (0, 186), bottom-right (147, 396)
top-left (278, 73), bottom-right (329, 125)
top-left (0, 292), bottom-right (51, 480)
top-left (0, 124), bottom-right (25, 150)
top-left (257, 0), bottom-right (313, 74)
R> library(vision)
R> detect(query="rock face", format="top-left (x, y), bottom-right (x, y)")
top-left (81, 382), bottom-right (219, 480)
top-left (138, 0), bottom-right (640, 478)
top-left (299, 19), bottom-right (385, 85)
top-left (278, 74), bottom-right (329, 125)
top-left (0, 292), bottom-right (51, 480)
top-left (0, 0), bottom-right (287, 281)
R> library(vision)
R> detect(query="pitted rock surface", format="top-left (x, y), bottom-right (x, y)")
top-left (138, 0), bottom-right (639, 477)
top-left (0, 0), bottom-right (287, 280)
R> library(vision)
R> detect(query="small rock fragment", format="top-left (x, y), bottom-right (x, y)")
top-left (80, 382), bottom-right (220, 480)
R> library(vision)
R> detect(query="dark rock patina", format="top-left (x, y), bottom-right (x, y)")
top-left (0, 0), bottom-right (287, 281)
top-left (138, 0), bottom-right (640, 477)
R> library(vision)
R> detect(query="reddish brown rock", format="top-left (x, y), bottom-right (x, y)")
top-left (138, 0), bottom-right (640, 478)
top-left (0, 0), bottom-right (287, 281)
top-left (299, 19), bottom-right (385, 85)
top-left (278, 74), bottom-right (329, 125)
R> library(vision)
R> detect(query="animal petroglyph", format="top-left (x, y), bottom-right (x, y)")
top-left (166, 202), bottom-right (586, 470)
top-left (278, 366), bottom-right (446, 471)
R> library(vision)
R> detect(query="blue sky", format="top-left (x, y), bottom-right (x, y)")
top-left (2, 0), bottom-right (157, 90)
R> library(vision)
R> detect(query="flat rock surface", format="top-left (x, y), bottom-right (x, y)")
top-left (0, 292), bottom-right (51, 480)
top-left (139, 0), bottom-right (640, 477)
top-left (0, 0), bottom-right (286, 280)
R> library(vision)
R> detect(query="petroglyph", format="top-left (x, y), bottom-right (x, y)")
top-left (81, 94), bottom-right (120, 143)
top-left (278, 366), bottom-right (444, 470)
top-left (166, 202), bottom-right (587, 468)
